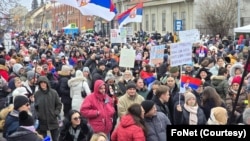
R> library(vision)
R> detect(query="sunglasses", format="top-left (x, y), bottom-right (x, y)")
top-left (73, 117), bottom-right (81, 121)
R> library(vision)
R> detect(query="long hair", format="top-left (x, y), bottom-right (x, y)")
top-left (202, 86), bottom-right (224, 106)
top-left (127, 103), bottom-right (147, 135)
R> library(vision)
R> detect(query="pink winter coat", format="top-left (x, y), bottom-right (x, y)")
top-left (80, 80), bottom-right (115, 134)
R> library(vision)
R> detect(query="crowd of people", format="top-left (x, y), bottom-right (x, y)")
top-left (0, 30), bottom-right (250, 141)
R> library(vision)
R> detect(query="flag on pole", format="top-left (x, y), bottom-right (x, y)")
top-left (55, 0), bottom-right (117, 21)
top-left (116, 2), bottom-right (143, 28)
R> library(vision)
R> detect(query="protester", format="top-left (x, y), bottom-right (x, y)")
top-left (111, 103), bottom-right (146, 141)
top-left (80, 80), bottom-right (115, 138)
top-left (90, 132), bottom-right (108, 141)
top-left (7, 111), bottom-right (43, 141)
top-left (207, 107), bottom-right (228, 125)
top-left (34, 76), bottom-right (62, 141)
top-left (68, 70), bottom-right (91, 111)
top-left (3, 95), bottom-right (30, 139)
top-left (59, 110), bottom-right (93, 141)
top-left (117, 82), bottom-right (144, 118)
top-left (141, 100), bottom-right (171, 141)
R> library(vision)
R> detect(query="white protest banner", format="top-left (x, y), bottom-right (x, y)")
top-left (170, 42), bottom-right (193, 67)
top-left (149, 45), bottom-right (165, 65)
top-left (119, 27), bottom-right (127, 38)
top-left (110, 29), bottom-right (126, 43)
top-left (119, 48), bottom-right (136, 68)
top-left (179, 29), bottom-right (200, 43)
top-left (126, 27), bottom-right (134, 36)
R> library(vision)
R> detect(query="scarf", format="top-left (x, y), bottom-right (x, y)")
top-left (69, 126), bottom-right (81, 141)
top-left (184, 103), bottom-right (198, 125)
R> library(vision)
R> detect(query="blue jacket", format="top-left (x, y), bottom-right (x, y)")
top-left (3, 110), bottom-right (19, 138)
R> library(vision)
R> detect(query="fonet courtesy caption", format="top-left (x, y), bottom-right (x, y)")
top-left (167, 125), bottom-right (250, 140)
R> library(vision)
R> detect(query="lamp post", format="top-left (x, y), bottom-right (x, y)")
top-left (237, 0), bottom-right (241, 27)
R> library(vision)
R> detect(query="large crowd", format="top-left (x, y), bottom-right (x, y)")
top-left (0, 30), bottom-right (250, 141)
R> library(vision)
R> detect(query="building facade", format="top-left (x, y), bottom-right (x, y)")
top-left (51, 3), bottom-right (94, 32)
top-left (114, 0), bottom-right (250, 35)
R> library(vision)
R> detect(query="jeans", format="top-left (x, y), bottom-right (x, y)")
top-left (38, 128), bottom-right (59, 141)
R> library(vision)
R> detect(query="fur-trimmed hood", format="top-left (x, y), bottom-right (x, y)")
top-left (68, 77), bottom-right (86, 87)
top-left (230, 63), bottom-right (243, 77)
top-left (211, 75), bottom-right (226, 81)
top-left (0, 64), bottom-right (8, 71)
top-left (211, 75), bottom-right (227, 86)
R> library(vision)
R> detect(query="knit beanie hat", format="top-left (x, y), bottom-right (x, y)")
top-left (105, 74), bottom-right (115, 82)
top-left (82, 67), bottom-right (90, 73)
top-left (19, 111), bottom-right (34, 126)
top-left (27, 71), bottom-right (36, 81)
top-left (184, 92), bottom-right (196, 104)
top-left (141, 100), bottom-right (155, 114)
top-left (231, 76), bottom-right (242, 85)
top-left (126, 82), bottom-right (136, 90)
top-left (207, 107), bottom-right (228, 125)
top-left (14, 95), bottom-right (29, 110)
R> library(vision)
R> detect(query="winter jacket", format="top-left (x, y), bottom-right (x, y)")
top-left (7, 127), bottom-right (42, 141)
top-left (111, 114), bottom-right (146, 141)
top-left (152, 95), bottom-right (172, 123)
top-left (80, 80), bottom-right (115, 134)
top-left (0, 64), bottom-right (9, 82)
top-left (117, 93), bottom-right (144, 118)
top-left (34, 76), bottom-right (62, 130)
top-left (174, 105), bottom-right (207, 125)
top-left (58, 73), bottom-right (72, 104)
top-left (211, 75), bottom-right (229, 100)
top-left (59, 120), bottom-right (93, 141)
top-left (3, 110), bottom-right (19, 138)
top-left (68, 76), bottom-right (91, 111)
top-left (144, 112), bottom-right (171, 141)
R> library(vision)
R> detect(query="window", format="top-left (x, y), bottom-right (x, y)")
top-left (145, 14), bottom-right (149, 31)
top-left (173, 12), bottom-right (177, 30)
top-left (162, 12), bottom-right (166, 31)
top-left (152, 14), bottom-right (155, 31)
top-left (181, 11), bottom-right (186, 30)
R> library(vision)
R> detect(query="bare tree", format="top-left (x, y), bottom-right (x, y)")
top-left (199, 0), bottom-right (237, 37)
top-left (0, 0), bottom-right (18, 15)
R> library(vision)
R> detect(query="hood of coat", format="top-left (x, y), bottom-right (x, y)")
top-left (211, 75), bottom-right (226, 86)
top-left (13, 63), bottom-right (24, 75)
top-left (68, 77), bottom-right (86, 87)
top-left (38, 76), bottom-right (50, 90)
top-left (230, 63), bottom-right (243, 77)
top-left (93, 80), bottom-right (105, 94)
top-left (120, 114), bottom-right (136, 128)
top-left (0, 64), bottom-right (8, 71)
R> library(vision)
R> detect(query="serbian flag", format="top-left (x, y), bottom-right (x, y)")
top-left (55, 0), bottom-right (117, 21)
top-left (117, 2), bottom-right (143, 28)
top-left (180, 75), bottom-right (202, 91)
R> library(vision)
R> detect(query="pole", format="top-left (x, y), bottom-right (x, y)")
top-left (229, 50), bottom-right (250, 124)
top-left (237, 0), bottom-right (241, 27)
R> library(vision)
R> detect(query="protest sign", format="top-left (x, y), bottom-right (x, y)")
top-left (119, 48), bottom-right (136, 68)
top-left (170, 42), bottom-right (192, 67)
top-left (179, 29), bottom-right (200, 43)
top-left (110, 29), bottom-right (126, 43)
top-left (149, 45), bottom-right (165, 65)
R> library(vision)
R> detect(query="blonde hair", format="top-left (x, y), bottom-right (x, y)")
top-left (90, 132), bottom-right (108, 141)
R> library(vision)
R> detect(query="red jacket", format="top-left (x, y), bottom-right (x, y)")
top-left (111, 114), bottom-right (146, 141)
top-left (80, 80), bottom-right (115, 134)
top-left (0, 65), bottom-right (9, 82)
